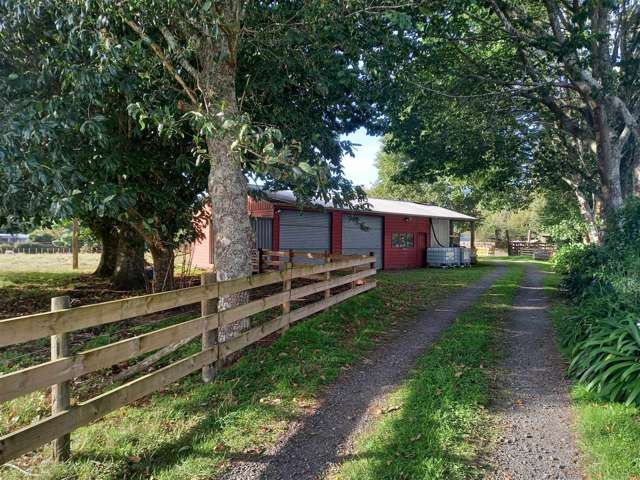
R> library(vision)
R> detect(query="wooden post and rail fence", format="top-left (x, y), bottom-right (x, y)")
top-left (0, 251), bottom-right (376, 465)
top-left (470, 241), bottom-right (555, 259)
top-left (508, 241), bottom-right (555, 259)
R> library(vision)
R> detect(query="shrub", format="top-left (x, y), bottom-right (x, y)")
top-left (553, 243), bottom-right (590, 275)
top-left (555, 199), bottom-right (640, 405)
top-left (547, 219), bottom-right (586, 245)
top-left (553, 243), bottom-right (606, 297)
top-left (28, 229), bottom-right (56, 243)
top-left (569, 317), bottom-right (640, 405)
top-left (603, 198), bottom-right (640, 248)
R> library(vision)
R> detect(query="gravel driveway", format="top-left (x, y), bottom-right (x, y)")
top-left (489, 265), bottom-right (583, 479)
top-left (220, 265), bottom-right (507, 480)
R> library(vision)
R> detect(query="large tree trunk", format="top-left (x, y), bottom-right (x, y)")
top-left (207, 137), bottom-right (253, 342)
top-left (149, 240), bottom-right (175, 292)
top-left (202, 30), bottom-right (253, 342)
top-left (93, 222), bottom-right (119, 277)
top-left (573, 188), bottom-right (603, 245)
top-left (112, 225), bottom-right (146, 290)
top-left (594, 105), bottom-right (624, 213)
top-left (561, 171), bottom-right (604, 245)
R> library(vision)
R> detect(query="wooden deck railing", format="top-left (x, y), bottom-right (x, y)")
top-left (0, 253), bottom-right (376, 465)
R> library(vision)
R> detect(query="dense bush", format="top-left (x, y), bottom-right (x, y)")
top-left (27, 228), bottom-right (57, 243)
top-left (569, 317), bottom-right (640, 405)
top-left (555, 199), bottom-right (640, 405)
top-left (553, 243), bottom-right (606, 296)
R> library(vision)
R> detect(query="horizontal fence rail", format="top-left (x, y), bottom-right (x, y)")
top-left (508, 241), bottom-right (555, 256)
top-left (0, 252), bottom-right (377, 465)
top-left (253, 249), bottom-right (362, 273)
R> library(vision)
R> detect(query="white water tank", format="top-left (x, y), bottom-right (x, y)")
top-left (426, 247), bottom-right (460, 267)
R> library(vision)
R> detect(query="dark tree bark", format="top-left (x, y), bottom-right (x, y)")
top-left (149, 241), bottom-right (175, 292)
top-left (93, 222), bottom-right (120, 277)
top-left (112, 225), bottom-right (146, 290)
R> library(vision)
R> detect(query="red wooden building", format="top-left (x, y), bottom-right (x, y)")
top-left (192, 190), bottom-right (476, 270)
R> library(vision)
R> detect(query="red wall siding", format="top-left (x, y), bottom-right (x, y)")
top-left (383, 215), bottom-right (431, 269)
top-left (191, 205), bottom-right (214, 270)
top-left (247, 198), bottom-right (274, 217)
top-left (331, 211), bottom-right (342, 254)
top-left (194, 199), bottom-right (436, 271)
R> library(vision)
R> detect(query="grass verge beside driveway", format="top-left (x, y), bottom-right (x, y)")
top-left (329, 264), bottom-right (525, 480)
top-left (2, 264), bottom-right (493, 479)
top-left (546, 272), bottom-right (640, 480)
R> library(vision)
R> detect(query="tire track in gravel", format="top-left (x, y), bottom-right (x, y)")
top-left (220, 265), bottom-right (508, 480)
top-left (489, 265), bottom-right (583, 480)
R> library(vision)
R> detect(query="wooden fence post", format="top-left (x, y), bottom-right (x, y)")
top-left (258, 248), bottom-right (264, 274)
top-left (281, 261), bottom-right (292, 332)
top-left (201, 272), bottom-right (218, 382)
top-left (351, 257), bottom-right (358, 289)
top-left (50, 296), bottom-right (71, 461)
top-left (323, 250), bottom-right (331, 300)
top-left (369, 251), bottom-right (376, 270)
top-left (72, 219), bottom-right (79, 270)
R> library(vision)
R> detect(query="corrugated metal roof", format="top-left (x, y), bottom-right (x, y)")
top-left (260, 190), bottom-right (477, 221)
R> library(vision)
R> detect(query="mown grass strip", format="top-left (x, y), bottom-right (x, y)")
top-left (330, 264), bottom-right (525, 480)
top-left (545, 272), bottom-right (640, 480)
top-left (1, 265), bottom-right (494, 479)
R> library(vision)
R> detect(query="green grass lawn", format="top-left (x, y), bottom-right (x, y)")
top-left (0, 252), bottom-right (100, 274)
top-left (546, 272), bottom-right (640, 480)
top-left (329, 263), bottom-right (525, 480)
top-left (1, 264), bottom-right (495, 479)
top-left (0, 253), bottom-right (102, 320)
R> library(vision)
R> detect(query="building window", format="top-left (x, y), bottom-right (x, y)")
top-left (392, 232), bottom-right (414, 248)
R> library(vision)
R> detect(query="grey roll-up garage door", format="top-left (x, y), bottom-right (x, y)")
top-left (279, 210), bottom-right (331, 263)
top-left (250, 217), bottom-right (272, 250)
top-left (342, 215), bottom-right (383, 269)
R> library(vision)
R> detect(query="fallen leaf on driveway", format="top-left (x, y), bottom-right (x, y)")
top-left (378, 405), bottom-right (401, 414)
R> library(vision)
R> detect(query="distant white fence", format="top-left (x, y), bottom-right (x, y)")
top-left (2, 247), bottom-right (100, 255)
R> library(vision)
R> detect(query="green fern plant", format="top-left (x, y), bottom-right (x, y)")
top-left (569, 317), bottom-right (640, 405)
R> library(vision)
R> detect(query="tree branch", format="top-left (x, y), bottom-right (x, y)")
top-left (610, 95), bottom-right (640, 147)
top-left (125, 19), bottom-right (199, 106)
top-left (543, 0), bottom-right (566, 43)
top-left (158, 25), bottom-right (201, 81)
top-left (535, 94), bottom-right (593, 140)
top-left (486, 0), bottom-right (520, 38)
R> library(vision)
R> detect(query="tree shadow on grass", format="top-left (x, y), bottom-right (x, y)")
top-left (60, 290), bottom-right (388, 479)
top-left (32, 265), bottom-right (501, 480)
top-left (329, 271), bottom-right (518, 480)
